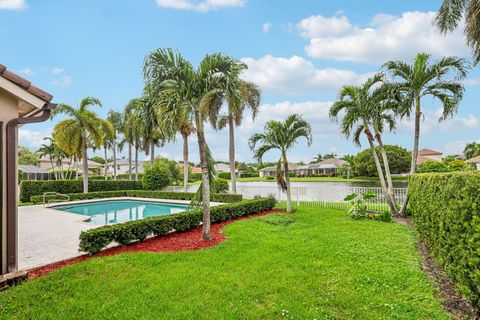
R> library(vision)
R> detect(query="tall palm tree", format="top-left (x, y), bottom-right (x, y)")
top-left (107, 110), bottom-right (123, 180)
top-left (101, 120), bottom-right (115, 180)
top-left (249, 114), bottom-right (312, 213)
top-left (330, 74), bottom-right (398, 214)
top-left (144, 48), bottom-right (238, 240)
top-left (464, 141), bottom-right (480, 159)
top-left (383, 53), bottom-right (468, 178)
top-left (435, 0), bottom-right (480, 64)
top-left (123, 99), bottom-right (141, 181)
top-left (217, 79), bottom-right (261, 194)
top-left (312, 153), bottom-right (323, 163)
top-left (51, 97), bottom-right (114, 192)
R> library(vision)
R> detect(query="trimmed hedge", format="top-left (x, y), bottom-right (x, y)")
top-left (409, 172), bottom-right (480, 309)
top-left (20, 180), bottom-right (143, 202)
top-left (79, 197), bottom-right (275, 254)
top-left (31, 190), bottom-right (243, 204)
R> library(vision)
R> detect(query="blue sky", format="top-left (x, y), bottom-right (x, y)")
top-left (1, 0), bottom-right (479, 163)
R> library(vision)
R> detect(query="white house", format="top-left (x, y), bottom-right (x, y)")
top-left (416, 148), bottom-right (443, 165)
top-left (214, 163), bottom-right (239, 177)
top-left (259, 163), bottom-right (299, 177)
top-left (466, 155), bottom-right (480, 170)
top-left (106, 159), bottom-right (146, 175)
top-left (294, 158), bottom-right (347, 177)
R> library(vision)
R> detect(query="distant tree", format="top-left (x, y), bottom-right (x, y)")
top-left (312, 153), bottom-right (323, 163)
top-left (464, 142), bottom-right (480, 159)
top-left (142, 161), bottom-right (171, 190)
top-left (416, 160), bottom-right (451, 173)
top-left (353, 146), bottom-right (411, 177)
top-left (323, 153), bottom-right (337, 160)
top-left (18, 146), bottom-right (39, 166)
top-left (435, 0), bottom-right (480, 64)
top-left (89, 156), bottom-right (105, 164)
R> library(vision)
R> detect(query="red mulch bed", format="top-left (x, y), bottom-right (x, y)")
top-left (28, 209), bottom-right (287, 279)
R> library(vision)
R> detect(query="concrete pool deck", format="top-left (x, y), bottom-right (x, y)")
top-left (18, 198), bottom-right (222, 270)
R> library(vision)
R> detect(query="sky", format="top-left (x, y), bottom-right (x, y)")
top-left (1, 0), bottom-right (479, 163)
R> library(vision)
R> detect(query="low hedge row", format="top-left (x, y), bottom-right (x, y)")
top-left (79, 197), bottom-right (275, 254)
top-left (20, 180), bottom-right (143, 202)
top-left (31, 190), bottom-right (243, 204)
top-left (409, 172), bottom-right (480, 309)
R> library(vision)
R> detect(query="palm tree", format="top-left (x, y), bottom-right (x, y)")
top-left (123, 99), bottom-right (141, 181)
top-left (435, 0), bottom-right (480, 64)
top-left (330, 74), bottom-right (398, 214)
top-left (144, 49), bottom-right (238, 240)
top-left (249, 114), bottom-right (312, 213)
top-left (107, 110), bottom-right (123, 180)
top-left (217, 78), bottom-right (261, 194)
top-left (101, 120), bottom-right (115, 180)
top-left (464, 142), bottom-right (480, 159)
top-left (383, 53), bottom-right (468, 178)
top-left (51, 97), bottom-right (114, 192)
top-left (312, 153), bottom-right (323, 163)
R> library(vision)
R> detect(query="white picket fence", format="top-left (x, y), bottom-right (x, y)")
top-left (166, 184), bottom-right (408, 212)
top-left (237, 185), bottom-right (407, 211)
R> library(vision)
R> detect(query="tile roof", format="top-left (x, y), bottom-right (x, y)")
top-left (0, 64), bottom-right (53, 102)
top-left (418, 148), bottom-right (442, 156)
top-left (465, 155), bottom-right (480, 164)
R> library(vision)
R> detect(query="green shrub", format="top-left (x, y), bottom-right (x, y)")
top-left (212, 178), bottom-right (229, 193)
top-left (409, 172), bottom-right (480, 308)
top-left (31, 190), bottom-right (242, 204)
top-left (142, 162), bottom-right (171, 190)
top-left (20, 180), bottom-right (143, 202)
top-left (79, 197), bottom-right (275, 254)
top-left (416, 160), bottom-right (450, 173)
top-left (117, 173), bottom-right (144, 180)
top-left (189, 173), bottom-right (202, 182)
top-left (265, 176), bottom-right (275, 181)
top-left (218, 172), bottom-right (231, 179)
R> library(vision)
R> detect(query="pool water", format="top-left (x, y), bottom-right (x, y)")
top-left (53, 200), bottom-right (189, 225)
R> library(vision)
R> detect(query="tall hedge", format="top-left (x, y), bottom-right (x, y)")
top-left (20, 180), bottom-right (143, 202)
top-left (409, 172), bottom-right (480, 308)
top-left (79, 197), bottom-right (276, 254)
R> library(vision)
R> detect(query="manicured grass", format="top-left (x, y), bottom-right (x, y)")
top-left (0, 207), bottom-right (447, 319)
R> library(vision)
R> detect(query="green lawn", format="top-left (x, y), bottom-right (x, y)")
top-left (0, 207), bottom-right (447, 319)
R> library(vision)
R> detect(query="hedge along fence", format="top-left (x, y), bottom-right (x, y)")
top-left (409, 172), bottom-right (480, 309)
top-left (31, 190), bottom-right (243, 204)
top-left (20, 180), bottom-right (143, 202)
top-left (79, 197), bottom-right (275, 254)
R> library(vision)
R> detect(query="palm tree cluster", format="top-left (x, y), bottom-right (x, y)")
top-left (464, 142), bottom-right (480, 159)
top-left (143, 48), bottom-right (261, 240)
top-left (331, 53), bottom-right (469, 216)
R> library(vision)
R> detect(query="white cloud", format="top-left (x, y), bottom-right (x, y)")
top-left (298, 14), bottom-right (352, 38)
top-left (50, 75), bottom-right (73, 87)
top-left (51, 67), bottom-right (64, 75)
top-left (443, 139), bottom-right (480, 155)
top-left (18, 67), bottom-right (35, 76)
top-left (155, 0), bottom-right (244, 12)
top-left (463, 78), bottom-right (480, 86)
top-left (19, 128), bottom-right (52, 149)
top-left (398, 108), bottom-right (480, 134)
top-left (262, 22), bottom-right (272, 33)
top-left (241, 55), bottom-right (372, 94)
top-left (298, 11), bottom-right (469, 65)
top-left (0, 0), bottom-right (26, 10)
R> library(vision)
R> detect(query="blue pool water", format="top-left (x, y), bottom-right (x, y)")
top-left (53, 200), bottom-right (189, 225)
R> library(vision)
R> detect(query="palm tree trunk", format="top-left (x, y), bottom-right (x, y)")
top-left (228, 116), bottom-right (237, 194)
top-left (282, 150), bottom-right (292, 213)
top-left (104, 145), bottom-right (108, 180)
top-left (113, 141), bottom-right (117, 180)
top-left (82, 138), bottom-right (89, 193)
top-left (195, 113), bottom-right (211, 241)
top-left (376, 132), bottom-right (398, 215)
top-left (182, 132), bottom-right (189, 192)
top-left (150, 142), bottom-right (155, 166)
top-left (135, 144), bottom-right (139, 181)
top-left (128, 143), bottom-right (132, 181)
top-left (399, 97), bottom-right (421, 216)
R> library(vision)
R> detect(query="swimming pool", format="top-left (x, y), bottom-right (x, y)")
top-left (53, 200), bottom-right (189, 225)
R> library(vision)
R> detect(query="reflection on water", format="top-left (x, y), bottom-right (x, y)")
top-left (55, 200), bottom-right (188, 225)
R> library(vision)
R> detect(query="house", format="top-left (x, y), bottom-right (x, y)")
top-left (294, 158), bottom-right (347, 177)
top-left (39, 156), bottom-right (103, 175)
top-left (107, 159), bottom-right (146, 175)
top-left (416, 148), bottom-right (443, 165)
top-left (18, 165), bottom-right (53, 181)
top-left (1, 64), bottom-right (55, 274)
top-left (177, 163), bottom-right (201, 174)
top-left (259, 163), bottom-right (299, 177)
top-left (214, 163), bottom-right (239, 177)
top-left (466, 155), bottom-right (480, 170)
